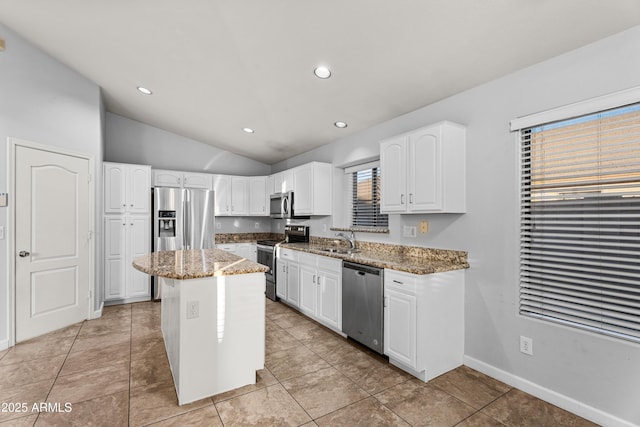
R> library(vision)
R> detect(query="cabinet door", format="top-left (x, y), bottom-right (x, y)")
top-left (183, 173), bottom-right (212, 189)
top-left (287, 262), bottom-right (300, 307)
top-left (299, 264), bottom-right (317, 316)
top-left (104, 163), bottom-right (126, 214)
top-left (249, 176), bottom-right (267, 216)
top-left (126, 216), bottom-right (150, 298)
top-left (276, 261), bottom-right (287, 300)
top-left (231, 176), bottom-right (248, 215)
top-left (380, 137), bottom-right (407, 212)
top-left (104, 216), bottom-right (126, 300)
top-left (317, 268), bottom-right (341, 330)
top-left (153, 170), bottom-right (182, 187)
top-left (292, 165), bottom-right (313, 214)
top-left (408, 130), bottom-right (441, 211)
top-left (282, 170), bottom-right (294, 192)
top-left (127, 165), bottom-right (151, 214)
top-left (212, 175), bottom-right (231, 216)
top-left (384, 289), bottom-right (417, 369)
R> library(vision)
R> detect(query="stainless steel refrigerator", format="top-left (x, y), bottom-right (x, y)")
top-left (151, 187), bottom-right (215, 300)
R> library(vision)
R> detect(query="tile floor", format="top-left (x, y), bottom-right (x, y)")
top-left (0, 299), bottom-right (598, 426)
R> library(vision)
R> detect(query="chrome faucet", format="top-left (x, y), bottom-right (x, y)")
top-left (335, 231), bottom-right (356, 251)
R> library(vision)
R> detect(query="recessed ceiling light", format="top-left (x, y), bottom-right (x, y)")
top-left (137, 86), bottom-right (152, 95)
top-left (243, 127), bottom-right (255, 133)
top-left (314, 66), bottom-right (331, 79)
top-left (334, 121), bottom-right (348, 128)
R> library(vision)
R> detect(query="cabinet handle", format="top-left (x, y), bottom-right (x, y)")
top-left (122, 204), bottom-right (126, 207)
top-left (401, 194), bottom-right (405, 204)
top-left (384, 297), bottom-right (388, 307)
top-left (130, 204), bottom-right (134, 207)
top-left (130, 223), bottom-right (134, 226)
top-left (409, 193), bottom-right (413, 203)
top-left (393, 280), bottom-right (403, 284)
top-left (313, 274), bottom-right (316, 284)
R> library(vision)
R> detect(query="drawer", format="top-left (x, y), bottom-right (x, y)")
top-left (317, 255), bottom-right (342, 272)
top-left (384, 269), bottom-right (418, 295)
top-left (298, 252), bottom-right (316, 266)
top-left (278, 248), bottom-right (298, 261)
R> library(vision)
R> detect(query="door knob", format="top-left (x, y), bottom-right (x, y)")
top-left (19, 251), bottom-right (30, 257)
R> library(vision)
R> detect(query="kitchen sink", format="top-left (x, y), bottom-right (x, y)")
top-left (319, 248), bottom-right (360, 255)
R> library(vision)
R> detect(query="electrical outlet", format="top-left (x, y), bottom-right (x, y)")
top-left (255, 222), bottom-right (260, 229)
top-left (402, 225), bottom-right (417, 238)
top-left (520, 336), bottom-right (533, 355)
top-left (186, 301), bottom-right (199, 319)
top-left (420, 221), bottom-right (429, 234)
top-left (216, 222), bottom-right (221, 230)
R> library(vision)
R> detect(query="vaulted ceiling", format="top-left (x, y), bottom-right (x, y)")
top-left (1, 1), bottom-right (639, 164)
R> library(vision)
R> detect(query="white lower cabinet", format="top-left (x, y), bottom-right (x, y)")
top-left (276, 248), bottom-right (299, 307)
top-left (217, 243), bottom-right (257, 262)
top-left (383, 268), bottom-right (464, 382)
top-left (296, 253), bottom-right (342, 332)
top-left (104, 215), bottom-right (150, 303)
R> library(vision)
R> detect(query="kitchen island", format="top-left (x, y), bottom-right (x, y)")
top-left (132, 249), bottom-right (269, 405)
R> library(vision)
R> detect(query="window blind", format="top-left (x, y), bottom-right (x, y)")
top-left (352, 167), bottom-right (388, 228)
top-left (520, 103), bottom-right (640, 342)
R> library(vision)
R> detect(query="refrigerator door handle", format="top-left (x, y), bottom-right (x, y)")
top-left (183, 189), bottom-right (191, 250)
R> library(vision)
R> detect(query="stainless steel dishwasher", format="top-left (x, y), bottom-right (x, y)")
top-left (342, 261), bottom-right (384, 354)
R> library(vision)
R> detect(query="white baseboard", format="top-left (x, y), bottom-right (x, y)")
top-left (91, 302), bottom-right (104, 319)
top-left (0, 339), bottom-right (8, 351)
top-left (464, 355), bottom-right (637, 427)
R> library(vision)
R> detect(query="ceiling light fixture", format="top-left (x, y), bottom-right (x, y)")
top-left (137, 86), bottom-right (152, 95)
top-left (243, 127), bottom-right (255, 133)
top-left (314, 66), bottom-right (331, 79)
top-left (334, 121), bottom-right (348, 128)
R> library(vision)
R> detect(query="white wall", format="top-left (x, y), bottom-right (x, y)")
top-left (0, 24), bottom-right (104, 345)
top-left (272, 26), bottom-right (640, 426)
top-left (105, 113), bottom-right (271, 176)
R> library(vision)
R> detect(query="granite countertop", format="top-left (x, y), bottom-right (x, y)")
top-left (279, 242), bottom-right (469, 275)
top-left (132, 249), bottom-right (269, 280)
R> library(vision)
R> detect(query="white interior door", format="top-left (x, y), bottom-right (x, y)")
top-left (15, 145), bottom-right (91, 342)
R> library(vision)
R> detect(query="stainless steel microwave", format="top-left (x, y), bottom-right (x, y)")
top-left (270, 191), bottom-right (294, 219)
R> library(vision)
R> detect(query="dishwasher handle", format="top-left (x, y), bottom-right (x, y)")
top-left (343, 261), bottom-right (382, 276)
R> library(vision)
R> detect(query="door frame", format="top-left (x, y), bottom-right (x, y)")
top-left (6, 137), bottom-right (95, 347)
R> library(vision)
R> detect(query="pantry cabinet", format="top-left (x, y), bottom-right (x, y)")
top-left (103, 163), bottom-right (151, 304)
top-left (380, 121), bottom-right (466, 213)
top-left (383, 268), bottom-right (464, 382)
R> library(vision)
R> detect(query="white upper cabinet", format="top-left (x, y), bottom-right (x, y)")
top-left (212, 174), bottom-right (231, 216)
top-left (152, 169), bottom-right (212, 189)
top-left (104, 163), bottom-right (151, 214)
top-left (231, 176), bottom-right (249, 215)
top-left (292, 162), bottom-right (332, 216)
top-left (249, 176), bottom-right (268, 216)
top-left (380, 121), bottom-right (466, 213)
top-left (273, 170), bottom-right (294, 193)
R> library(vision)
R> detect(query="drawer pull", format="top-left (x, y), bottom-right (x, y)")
top-left (393, 280), bottom-right (403, 284)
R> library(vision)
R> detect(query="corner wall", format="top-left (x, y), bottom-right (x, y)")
top-left (0, 23), bottom-right (104, 345)
top-left (271, 26), bottom-right (640, 426)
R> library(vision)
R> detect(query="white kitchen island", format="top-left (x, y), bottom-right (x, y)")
top-left (132, 249), bottom-right (268, 405)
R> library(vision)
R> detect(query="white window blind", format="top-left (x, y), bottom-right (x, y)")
top-left (519, 102), bottom-right (640, 342)
top-left (352, 166), bottom-right (388, 228)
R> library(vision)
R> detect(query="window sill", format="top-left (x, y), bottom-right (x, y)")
top-left (330, 227), bottom-right (389, 234)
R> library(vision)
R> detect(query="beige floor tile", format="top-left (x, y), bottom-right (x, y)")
top-left (334, 351), bottom-right (411, 394)
top-left (215, 384), bottom-right (311, 427)
top-left (0, 349), bottom-right (7, 361)
top-left (131, 334), bottom-right (167, 361)
top-left (60, 342), bottom-right (130, 376)
top-left (147, 405), bottom-right (222, 427)
top-left (315, 396), bottom-right (410, 427)
top-left (213, 368), bottom-right (279, 403)
top-left (456, 412), bottom-right (506, 426)
top-left (130, 354), bottom-right (173, 388)
top-left (47, 361), bottom-right (129, 405)
top-left (375, 379), bottom-right (476, 426)
top-left (17, 324), bottom-right (82, 345)
top-left (0, 337), bottom-right (75, 366)
top-left (0, 355), bottom-right (66, 390)
top-left (129, 382), bottom-right (213, 426)
top-left (271, 311), bottom-right (313, 329)
top-left (429, 365), bottom-right (511, 409)
top-left (131, 301), bottom-right (160, 315)
top-left (307, 337), bottom-right (366, 365)
top-left (266, 345), bottom-right (330, 381)
top-left (78, 315), bottom-right (131, 337)
top-left (70, 332), bottom-right (130, 354)
top-left (102, 304), bottom-right (132, 318)
top-left (481, 389), bottom-right (599, 427)
top-left (0, 414), bottom-right (38, 426)
top-left (287, 322), bottom-right (336, 342)
top-left (282, 366), bottom-right (370, 419)
top-left (35, 390), bottom-right (129, 427)
top-left (0, 379), bottom-right (55, 423)
top-left (265, 328), bottom-right (301, 354)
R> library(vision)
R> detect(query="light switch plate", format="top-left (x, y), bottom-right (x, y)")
top-left (0, 193), bottom-right (7, 207)
top-left (0, 226), bottom-right (4, 240)
top-left (402, 225), bottom-right (417, 238)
